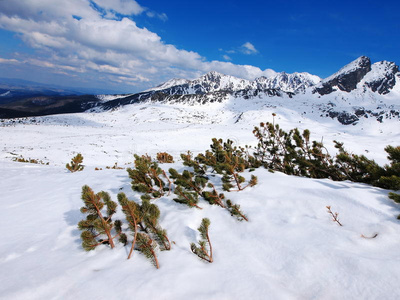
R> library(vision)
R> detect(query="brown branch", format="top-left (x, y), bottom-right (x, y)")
top-left (176, 188), bottom-right (203, 209)
top-left (206, 230), bottom-right (213, 263)
top-left (207, 182), bottom-right (225, 208)
top-left (92, 196), bottom-right (115, 248)
top-left (361, 233), bottom-right (378, 239)
top-left (162, 170), bottom-right (172, 196)
top-left (326, 206), bottom-right (343, 226)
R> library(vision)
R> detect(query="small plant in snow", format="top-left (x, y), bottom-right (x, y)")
top-left (136, 232), bottom-right (160, 269)
top-left (127, 154), bottom-right (171, 198)
top-left (118, 193), bottom-right (141, 259)
top-left (66, 153), bottom-right (84, 172)
top-left (78, 185), bottom-right (124, 251)
top-left (191, 218), bottom-right (213, 263)
top-left (118, 192), bottom-right (170, 266)
top-left (326, 206), bottom-right (343, 226)
top-left (156, 152), bottom-right (174, 163)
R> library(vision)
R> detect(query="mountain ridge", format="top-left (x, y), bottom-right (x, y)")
top-left (1, 56), bottom-right (399, 125)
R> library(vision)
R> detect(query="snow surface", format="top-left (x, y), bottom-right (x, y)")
top-left (96, 94), bottom-right (135, 102)
top-left (1, 93), bottom-right (400, 299)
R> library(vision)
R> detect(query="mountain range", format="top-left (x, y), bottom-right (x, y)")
top-left (0, 56), bottom-right (399, 125)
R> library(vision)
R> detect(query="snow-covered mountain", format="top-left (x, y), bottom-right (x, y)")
top-left (1, 56), bottom-right (399, 126)
top-left (254, 72), bottom-right (321, 93)
top-left (314, 56), bottom-right (400, 96)
top-left (146, 70), bottom-right (321, 95)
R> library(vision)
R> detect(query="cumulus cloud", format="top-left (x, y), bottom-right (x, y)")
top-left (241, 42), bottom-right (258, 55)
top-left (0, 0), bottom-right (274, 91)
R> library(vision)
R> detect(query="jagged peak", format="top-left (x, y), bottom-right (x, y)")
top-left (323, 56), bottom-right (371, 83)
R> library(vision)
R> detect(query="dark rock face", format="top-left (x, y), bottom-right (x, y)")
top-left (328, 111), bottom-right (359, 125)
top-left (365, 61), bottom-right (399, 95)
top-left (315, 56), bottom-right (371, 95)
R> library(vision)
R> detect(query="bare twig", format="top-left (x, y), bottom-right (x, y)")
top-left (326, 206), bottom-right (343, 226)
top-left (361, 233), bottom-right (378, 239)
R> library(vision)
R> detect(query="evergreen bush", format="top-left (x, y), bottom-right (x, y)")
top-left (66, 153), bottom-right (84, 172)
top-left (156, 152), bottom-right (174, 163)
top-left (127, 154), bottom-right (171, 198)
top-left (78, 185), bottom-right (124, 251)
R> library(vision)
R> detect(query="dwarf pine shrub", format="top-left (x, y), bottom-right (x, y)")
top-left (136, 232), bottom-right (160, 269)
top-left (118, 192), bottom-right (170, 264)
top-left (66, 153), bottom-right (84, 172)
top-left (193, 138), bottom-right (259, 191)
top-left (169, 168), bottom-right (208, 196)
top-left (127, 154), bottom-right (171, 198)
top-left (78, 185), bottom-right (124, 251)
top-left (254, 115), bottom-right (400, 218)
top-left (156, 152), bottom-right (174, 163)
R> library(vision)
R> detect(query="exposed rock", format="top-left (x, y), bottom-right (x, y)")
top-left (315, 56), bottom-right (371, 95)
top-left (328, 111), bottom-right (359, 125)
top-left (363, 61), bottom-right (399, 94)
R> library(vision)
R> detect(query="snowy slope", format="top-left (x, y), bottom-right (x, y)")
top-left (145, 78), bottom-right (190, 92)
top-left (1, 154), bottom-right (400, 299)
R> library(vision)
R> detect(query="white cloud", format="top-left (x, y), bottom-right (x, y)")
top-left (146, 11), bottom-right (168, 21)
top-left (93, 0), bottom-right (144, 15)
top-left (222, 55), bottom-right (231, 61)
top-left (0, 57), bottom-right (20, 64)
top-left (241, 42), bottom-right (258, 55)
top-left (0, 0), bottom-right (273, 91)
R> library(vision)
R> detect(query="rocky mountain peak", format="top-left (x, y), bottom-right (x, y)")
top-left (314, 56), bottom-right (372, 95)
top-left (362, 60), bottom-right (399, 94)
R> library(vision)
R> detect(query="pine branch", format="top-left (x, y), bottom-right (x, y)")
top-left (191, 218), bottom-right (213, 263)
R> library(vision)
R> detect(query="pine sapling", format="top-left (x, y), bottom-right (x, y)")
top-left (202, 182), bottom-right (225, 208)
top-left (226, 199), bottom-right (248, 221)
top-left (191, 218), bottom-right (213, 263)
top-left (66, 153), bottom-right (84, 172)
top-left (326, 206), bottom-right (343, 226)
top-left (173, 185), bottom-right (202, 209)
top-left (118, 192), bottom-right (141, 259)
top-left (180, 151), bottom-right (207, 175)
top-left (136, 232), bottom-right (160, 269)
top-left (127, 154), bottom-right (170, 198)
top-left (140, 198), bottom-right (171, 251)
top-left (156, 152), bottom-right (174, 163)
top-left (78, 186), bottom-right (122, 250)
top-left (169, 168), bottom-right (208, 196)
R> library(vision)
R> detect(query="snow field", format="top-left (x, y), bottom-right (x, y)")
top-left (0, 92), bottom-right (399, 299)
top-left (0, 160), bottom-right (399, 299)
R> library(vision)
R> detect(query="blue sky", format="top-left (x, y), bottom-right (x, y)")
top-left (0, 0), bottom-right (399, 94)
